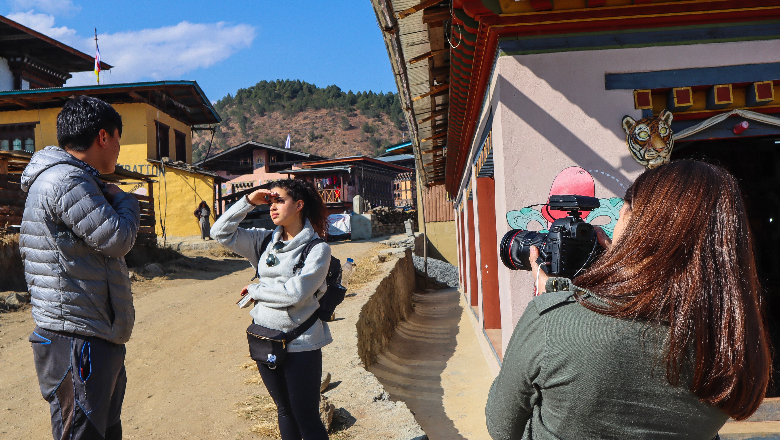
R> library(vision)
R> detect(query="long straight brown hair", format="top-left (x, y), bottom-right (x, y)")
top-left (574, 160), bottom-right (771, 420)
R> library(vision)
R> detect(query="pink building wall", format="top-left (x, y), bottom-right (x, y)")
top-left (217, 149), bottom-right (292, 187)
top-left (461, 39), bottom-right (780, 357)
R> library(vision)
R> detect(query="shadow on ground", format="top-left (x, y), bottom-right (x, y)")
top-left (130, 256), bottom-right (252, 283)
top-left (369, 288), bottom-right (465, 440)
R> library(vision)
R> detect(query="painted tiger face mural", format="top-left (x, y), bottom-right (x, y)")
top-left (622, 110), bottom-right (674, 169)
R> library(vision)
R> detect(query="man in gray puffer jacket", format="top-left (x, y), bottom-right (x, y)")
top-left (20, 96), bottom-right (140, 440)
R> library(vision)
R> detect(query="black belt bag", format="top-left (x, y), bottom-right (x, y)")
top-left (246, 313), bottom-right (319, 369)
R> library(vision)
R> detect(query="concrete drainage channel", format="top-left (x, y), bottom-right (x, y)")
top-left (321, 244), bottom-right (427, 440)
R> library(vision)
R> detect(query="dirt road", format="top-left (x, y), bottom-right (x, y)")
top-left (0, 239), bottom-right (388, 440)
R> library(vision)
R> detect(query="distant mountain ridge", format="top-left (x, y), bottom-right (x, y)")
top-left (193, 79), bottom-right (408, 162)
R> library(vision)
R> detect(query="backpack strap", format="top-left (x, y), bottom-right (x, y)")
top-left (283, 238), bottom-right (327, 340)
top-left (251, 233), bottom-right (274, 281)
top-left (292, 237), bottom-right (325, 274)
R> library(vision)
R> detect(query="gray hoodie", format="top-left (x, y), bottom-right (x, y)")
top-left (211, 196), bottom-right (332, 352)
top-left (20, 146), bottom-right (140, 345)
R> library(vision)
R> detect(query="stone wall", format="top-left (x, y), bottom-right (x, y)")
top-left (371, 222), bottom-right (407, 237)
top-left (356, 247), bottom-right (416, 368)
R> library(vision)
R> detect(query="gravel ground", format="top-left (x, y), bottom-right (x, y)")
top-left (413, 255), bottom-right (459, 288)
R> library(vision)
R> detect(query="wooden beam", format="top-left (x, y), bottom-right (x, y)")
top-left (422, 149), bottom-right (445, 155)
top-left (0, 34), bottom-right (36, 41)
top-left (431, 122), bottom-right (448, 132)
top-left (0, 158), bottom-right (7, 175)
top-left (422, 7), bottom-right (451, 24)
top-left (529, 0), bottom-right (553, 10)
top-left (430, 65), bottom-right (449, 78)
top-left (10, 99), bottom-right (31, 109)
top-left (413, 84), bottom-right (449, 102)
top-left (408, 49), bottom-right (447, 65)
top-left (398, 0), bottom-right (444, 19)
top-left (128, 91), bottom-right (150, 104)
top-left (421, 132), bottom-right (447, 143)
top-left (419, 108), bottom-right (448, 124)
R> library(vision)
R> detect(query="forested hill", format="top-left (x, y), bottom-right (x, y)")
top-left (192, 80), bottom-right (408, 162)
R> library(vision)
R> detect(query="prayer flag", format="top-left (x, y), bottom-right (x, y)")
top-left (94, 42), bottom-right (101, 82)
top-left (285, 133), bottom-right (291, 149)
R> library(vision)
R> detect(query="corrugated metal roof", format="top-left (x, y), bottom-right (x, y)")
top-left (376, 154), bottom-right (415, 162)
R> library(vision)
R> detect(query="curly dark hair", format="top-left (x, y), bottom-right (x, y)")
top-left (263, 179), bottom-right (328, 237)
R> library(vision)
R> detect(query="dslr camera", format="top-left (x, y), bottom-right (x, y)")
top-left (500, 195), bottom-right (602, 279)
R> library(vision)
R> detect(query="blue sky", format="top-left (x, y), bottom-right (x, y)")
top-left (3, 0), bottom-right (397, 102)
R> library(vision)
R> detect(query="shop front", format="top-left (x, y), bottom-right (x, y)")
top-left (372, 0), bottom-right (780, 378)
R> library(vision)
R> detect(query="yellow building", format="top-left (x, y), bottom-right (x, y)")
top-left (0, 81), bottom-right (222, 238)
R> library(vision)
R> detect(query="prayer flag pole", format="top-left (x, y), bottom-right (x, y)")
top-left (94, 29), bottom-right (101, 85)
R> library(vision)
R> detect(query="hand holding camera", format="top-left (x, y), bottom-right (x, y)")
top-left (501, 195), bottom-right (606, 280)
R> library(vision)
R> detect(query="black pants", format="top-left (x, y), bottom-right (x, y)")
top-left (30, 327), bottom-right (126, 440)
top-left (257, 349), bottom-right (328, 440)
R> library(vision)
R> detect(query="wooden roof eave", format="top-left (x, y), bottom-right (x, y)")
top-left (0, 16), bottom-right (112, 72)
top-left (444, 0), bottom-right (780, 194)
top-left (370, 0), bottom-right (432, 187)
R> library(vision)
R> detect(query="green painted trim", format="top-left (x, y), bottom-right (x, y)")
top-left (454, 8), bottom-right (480, 29)
top-left (481, 0), bottom-right (502, 15)
top-left (0, 80), bottom-right (221, 123)
top-left (456, 29), bottom-right (479, 43)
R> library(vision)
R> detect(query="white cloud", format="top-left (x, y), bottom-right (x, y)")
top-left (6, 11), bottom-right (77, 42)
top-left (5, 12), bottom-right (256, 86)
top-left (8, 0), bottom-right (80, 16)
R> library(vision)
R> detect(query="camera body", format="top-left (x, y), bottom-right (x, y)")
top-left (500, 195), bottom-right (602, 279)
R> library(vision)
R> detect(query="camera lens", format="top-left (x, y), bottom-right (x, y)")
top-left (500, 229), bottom-right (547, 271)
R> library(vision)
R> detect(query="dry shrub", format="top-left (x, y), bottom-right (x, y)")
top-left (239, 361), bottom-right (258, 371)
top-left (348, 245), bottom-right (391, 287)
top-left (0, 232), bottom-right (25, 291)
top-left (244, 374), bottom-right (263, 385)
top-left (0, 228), bottom-right (15, 245)
top-left (210, 247), bottom-right (242, 258)
top-left (236, 395), bottom-right (280, 438)
top-left (329, 427), bottom-right (353, 440)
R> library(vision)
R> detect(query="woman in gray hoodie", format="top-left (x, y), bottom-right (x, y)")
top-left (211, 179), bottom-right (331, 440)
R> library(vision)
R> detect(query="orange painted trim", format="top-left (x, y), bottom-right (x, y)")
top-left (302, 156), bottom-right (413, 172)
top-left (467, 199), bottom-right (479, 307)
top-left (476, 177), bottom-right (501, 329)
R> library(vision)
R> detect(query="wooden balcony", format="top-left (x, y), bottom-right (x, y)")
top-left (319, 188), bottom-right (341, 204)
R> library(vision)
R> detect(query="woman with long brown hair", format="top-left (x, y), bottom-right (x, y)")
top-left (486, 160), bottom-right (771, 439)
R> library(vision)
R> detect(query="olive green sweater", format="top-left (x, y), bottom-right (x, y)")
top-left (486, 278), bottom-right (728, 440)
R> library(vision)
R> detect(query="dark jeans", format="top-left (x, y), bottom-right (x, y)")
top-left (257, 349), bottom-right (328, 440)
top-left (30, 327), bottom-right (126, 440)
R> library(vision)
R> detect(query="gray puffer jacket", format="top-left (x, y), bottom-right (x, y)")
top-left (20, 146), bottom-right (140, 345)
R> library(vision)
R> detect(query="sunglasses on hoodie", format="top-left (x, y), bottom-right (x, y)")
top-left (266, 241), bottom-right (285, 267)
